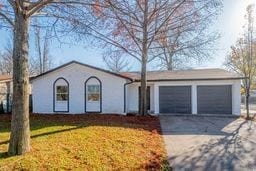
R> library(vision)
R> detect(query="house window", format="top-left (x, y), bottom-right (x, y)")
top-left (87, 85), bottom-right (100, 102)
top-left (56, 86), bottom-right (69, 101)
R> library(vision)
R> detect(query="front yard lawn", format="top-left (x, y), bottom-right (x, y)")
top-left (0, 114), bottom-right (168, 170)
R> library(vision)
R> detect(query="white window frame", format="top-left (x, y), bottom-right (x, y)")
top-left (87, 84), bottom-right (100, 102)
top-left (56, 85), bottom-right (69, 102)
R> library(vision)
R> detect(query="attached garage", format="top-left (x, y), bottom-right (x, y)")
top-left (125, 68), bottom-right (242, 115)
top-left (197, 85), bottom-right (232, 114)
top-left (159, 86), bottom-right (191, 114)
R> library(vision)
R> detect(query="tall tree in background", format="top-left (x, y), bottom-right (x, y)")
top-left (33, 26), bottom-right (52, 74)
top-left (225, 4), bottom-right (256, 119)
top-left (155, 9), bottom-right (219, 70)
top-left (0, 43), bottom-right (13, 74)
top-left (0, 31), bottom-right (52, 76)
top-left (0, 44), bottom-right (52, 76)
top-left (0, 0), bottom-right (93, 156)
top-left (77, 0), bottom-right (222, 115)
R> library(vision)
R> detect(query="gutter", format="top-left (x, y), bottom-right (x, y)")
top-left (132, 77), bottom-right (246, 82)
top-left (123, 80), bottom-right (134, 113)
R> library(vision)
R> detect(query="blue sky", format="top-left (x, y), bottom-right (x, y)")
top-left (201, 0), bottom-right (256, 69)
top-left (0, 0), bottom-right (255, 71)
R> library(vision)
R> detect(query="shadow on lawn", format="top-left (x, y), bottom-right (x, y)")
top-left (0, 113), bottom-right (161, 131)
top-left (160, 116), bottom-right (256, 170)
top-left (0, 113), bottom-right (162, 146)
top-left (0, 114), bottom-right (168, 170)
top-left (0, 125), bottom-right (87, 146)
top-left (0, 125), bottom-right (94, 160)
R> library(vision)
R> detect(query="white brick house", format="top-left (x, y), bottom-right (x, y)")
top-left (31, 61), bottom-right (243, 115)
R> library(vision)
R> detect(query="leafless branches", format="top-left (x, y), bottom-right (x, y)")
top-left (102, 50), bottom-right (131, 72)
top-left (0, 0), bottom-right (96, 156)
top-left (34, 22), bottom-right (52, 74)
top-left (0, 42), bottom-right (12, 74)
top-left (74, 0), bottom-right (222, 114)
top-left (225, 4), bottom-right (256, 119)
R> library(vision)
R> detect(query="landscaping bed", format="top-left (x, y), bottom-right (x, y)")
top-left (0, 114), bottom-right (168, 170)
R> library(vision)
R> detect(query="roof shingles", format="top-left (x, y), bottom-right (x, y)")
top-left (120, 69), bottom-right (243, 81)
top-left (30, 60), bottom-right (243, 81)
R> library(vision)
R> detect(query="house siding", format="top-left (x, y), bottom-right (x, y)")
top-left (32, 63), bottom-right (127, 114)
top-left (126, 83), bottom-right (155, 113)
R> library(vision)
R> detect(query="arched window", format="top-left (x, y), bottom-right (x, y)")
top-left (53, 77), bottom-right (69, 112)
top-left (85, 76), bottom-right (102, 113)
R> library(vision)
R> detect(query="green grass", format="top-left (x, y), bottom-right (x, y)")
top-left (0, 114), bottom-right (168, 170)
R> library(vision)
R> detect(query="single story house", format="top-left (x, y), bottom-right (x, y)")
top-left (31, 60), bottom-right (243, 115)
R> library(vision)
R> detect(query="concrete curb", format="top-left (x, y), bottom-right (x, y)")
top-left (158, 114), bottom-right (239, 118)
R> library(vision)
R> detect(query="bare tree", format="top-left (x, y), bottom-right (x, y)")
top-left (225, 4), bottom-right (256, 119)
top-left (75, 0), bottom-right (222, 115)
top-left (102, 50), bottom-right (131, 72)
top-left (0, 43), bottom-right (13, 74)
top-left (0, 40), bottom-right (52, 76)
top-left (155, 16), bottom-right (219, 70)
top-left (0, 52), bottom-right (12, 74)
top-left (34, 26), bottom-right (52, 74)
top-left (225, 39), bottom-right (256, 119)
top-left (0, 0), bottom-right (94, 156)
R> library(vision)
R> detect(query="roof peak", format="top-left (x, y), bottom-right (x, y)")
top-left (31, 60), bottom-right (132, 81)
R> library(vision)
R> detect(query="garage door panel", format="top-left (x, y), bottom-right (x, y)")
top-left (197, 85), bottom-right (232, 114)
top-left (159, 86), bottom-right (191, 114)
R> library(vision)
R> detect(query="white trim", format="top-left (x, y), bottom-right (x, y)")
top-left (192, 84), bottom-right (197, 114)
top-left (154, 84), bottom-right (159, 114)
top-left (232, 80), bottom-right (241, 115)
top-left (147, 79), bottom-right (241, 115)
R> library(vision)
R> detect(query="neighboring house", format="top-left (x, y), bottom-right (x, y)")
top-left (0, 75), bottom-right (33, 113)
top-left (0, 75), bottom-right (12, 113)
top-left (31, 61), bottom-right (243, 115)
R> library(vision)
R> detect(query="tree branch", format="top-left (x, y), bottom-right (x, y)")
top-left (27, 0), bottom-right (54, 18)
top-left (0, 11), bottom-right (14, 27)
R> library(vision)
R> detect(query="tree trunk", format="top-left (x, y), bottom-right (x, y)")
top-left (140, 56), bottom-right (147, 115)
top-left (43, 34), bottom-right (49, 73)
top-left (245, 88), bottom-right (250, 119)
top-left (167, 53), bottom-right (173, 70)
top-left (139, 1), bottom-right (148, 116)
top-left (8, 11), bottom-right (30, 156)
top-left (36, 30), bottom-right (43, 74)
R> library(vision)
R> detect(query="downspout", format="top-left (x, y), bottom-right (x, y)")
top-left (124, 80), bottom-right (133, 113)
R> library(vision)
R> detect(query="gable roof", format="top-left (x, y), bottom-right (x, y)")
top-left (31, 60), bottom-right (133, 81)
top-left (120, 69), bottom-right (244, 81)
top-left (31, 60), bottom-right (243, 82)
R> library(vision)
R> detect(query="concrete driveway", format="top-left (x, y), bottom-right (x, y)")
top-left (159, 116), bottom-right (256, 171)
